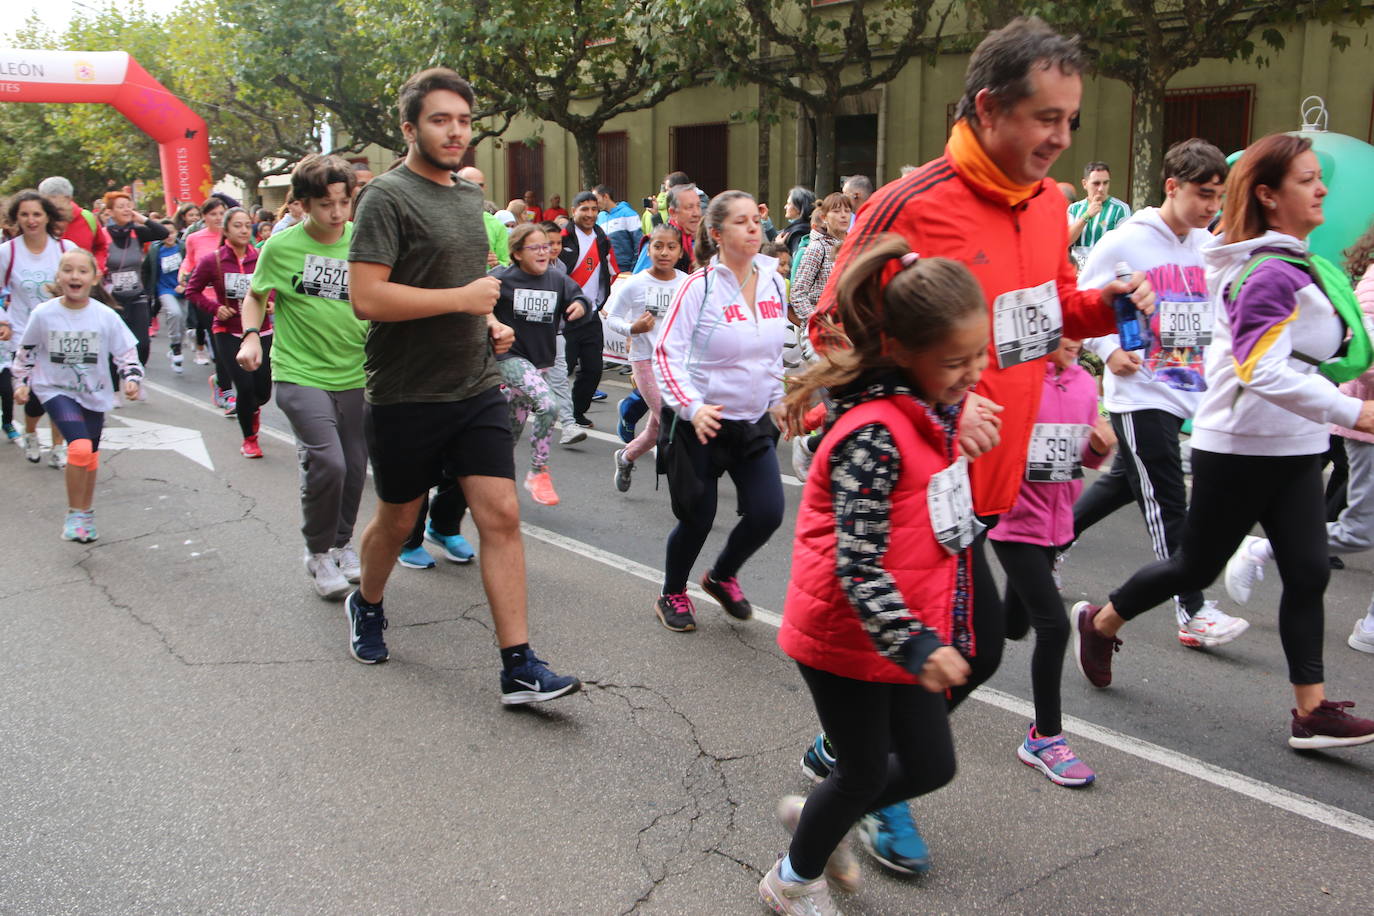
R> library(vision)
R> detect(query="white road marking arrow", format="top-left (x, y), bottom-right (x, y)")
top-left (98, 414), bottom-right (215, 471)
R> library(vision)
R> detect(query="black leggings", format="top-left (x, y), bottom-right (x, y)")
top-left (1110, 448), bottom-right (1328, 684)
top-left (992, 539), bottom-right (1069, 736)
top-left (404, 478), bottom-right (469, 550)
top-left (215, 332), bottom-right (273, 438)
top-left (789, 662), bottom-right (956, 881)
top-left (947, 533), bottom-right (1004, 711)
top-left (0, 368), bottom-right (12, 426)
top-left (661, 423), bottom-right (784, 595)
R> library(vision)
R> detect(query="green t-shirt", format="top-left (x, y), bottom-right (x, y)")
top-left (249, 222), bottom-right (367, 391)
top-left (349, 165), bottom-right (497, 405)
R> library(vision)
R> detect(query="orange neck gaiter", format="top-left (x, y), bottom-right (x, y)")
top-left (946, 119), bottom-right (1042, 208)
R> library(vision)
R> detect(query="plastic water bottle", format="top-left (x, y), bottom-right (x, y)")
top-left (1114, 262), bottom-right (1146, 351)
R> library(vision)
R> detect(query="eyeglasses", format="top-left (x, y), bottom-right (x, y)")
top-left (519, 244), bottom-right (551, 252)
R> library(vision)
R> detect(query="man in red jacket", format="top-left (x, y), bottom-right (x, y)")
top-left (801, 15), bottom-right (1155, 877)
top-left (38, 176), bottom-right (111, 272)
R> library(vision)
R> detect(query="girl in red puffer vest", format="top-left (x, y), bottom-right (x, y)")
top-left (758, 236), bottom-right (989, 914)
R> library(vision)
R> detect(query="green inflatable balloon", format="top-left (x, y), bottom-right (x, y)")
top-left (1225, 98), bottom-right (1374, 267)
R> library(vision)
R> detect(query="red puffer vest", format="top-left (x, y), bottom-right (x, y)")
top-left (779, 394), bottom-right (970, 684)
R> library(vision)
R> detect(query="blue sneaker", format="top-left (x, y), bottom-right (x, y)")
top-left (344, 590), bottom-right (389, 664)
top-left (800, 733), bottom-right (836, 783)
top-left (2, 422), bottom-right (18, 442)
top-left (857, 803), bottom-right (931, 875)
top-left (591, 389), bottom-right (608, 402)
top-left (397, 545), bottom-right (436, 569)
top-left (499, 651), bottom-right (581, 705)
top-left (425, 526), bottom-right (475, 564)
top-left (616, 397), bottom-right (636, 443)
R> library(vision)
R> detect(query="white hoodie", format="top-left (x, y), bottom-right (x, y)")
top-left (1080, 208), bottom-right (1211, 419)
top-left (1191, 230), bottom-right (1361, 456)
top-left (653, 254), bottom-right (788, 421)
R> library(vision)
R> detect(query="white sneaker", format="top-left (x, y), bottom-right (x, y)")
top-left (169, 351), bottom-right (184, 374)
top-left (24, 433), bottom-right (41, 463)
top-left (1177, 601), bottom-right (1250, 648)
top-left (1349, 619), bottom-right (1374, 655)
top-left (331, 542), bottom-right (362, 583)
top-left (758, 859), bottom-right (840, 916)
top-left (304, 550), bottom-right (350, 600)
top-left (776, 795), bottom-right (861, 893)
top-left (48, 444), bottom-right (67, 469)
top-left (559, 425), bottom-right (586, 446)
top-left (1223, 535), bottom-right (1268, 604)
top-left (193, 347), bottom-right (211, 366)
top-left (791, 435), bottom-right (814, 481)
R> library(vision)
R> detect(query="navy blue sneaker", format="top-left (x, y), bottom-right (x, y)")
top-left (591, 389), bottom-right (608, 402)
top-left (345, 589), bottom-right (389, 664)
top-left (801, 733), bottom-right (836, 782)
top-left (425, 525), bottom-right (475, 564)
top-left (617, 397), bottom-right (636, 443)
top-left (500, 652), bottom-right (581, 705)
top-left (857, 803), bottom-right (931, 875)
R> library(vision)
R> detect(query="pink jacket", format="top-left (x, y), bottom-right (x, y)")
top-left (990, 361), bottom-right (1107, 547)
top-left (1331, 266), bottom-right (1374, 444)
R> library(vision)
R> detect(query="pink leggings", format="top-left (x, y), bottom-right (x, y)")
top-left (625, 359), bottom-right (662, 462)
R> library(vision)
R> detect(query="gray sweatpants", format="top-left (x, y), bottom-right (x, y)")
top-left (1329, 438), bottom-right (1374, 556)
top-left (158, 293), bottom-right (187, 354)
top-left (546, 333), bottom-right (574, 424)
top-left (275, 382), bottom-right (368, 555)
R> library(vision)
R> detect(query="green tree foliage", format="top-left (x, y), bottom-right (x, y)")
top-left (686, 0), bottom-right (955, 194)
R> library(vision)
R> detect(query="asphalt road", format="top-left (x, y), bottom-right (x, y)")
top-left (3, 343), bottom-right (1372, 915)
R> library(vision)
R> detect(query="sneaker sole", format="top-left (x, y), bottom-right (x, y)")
top-left (1177, 620), bottom-right (1250, 649)
top-left (1349, 633), bottom-right (1374, 654)
top-left (423, 531), bottom-right (474, 564)
top-left (397, 556), bottom-right (436, 569)
top-left (1071, 601), bottom-right (1110, 689)
top-left (523, 486), bottom-right (560, 506)
top-left (654, 606), bottom-right (696, 633)
top-left (1016, 744), bottom-right (1095, 787)
top-left (1288, 732), bottom-right (1374, 750)
top-left (856, 822), bottom-right (926, 876)
top-left (500, 679), bottom-right (581, 705)
top-left (561, 430), bottom-right (587, 445)
top-left (800, 758), bottom-right (829, 784)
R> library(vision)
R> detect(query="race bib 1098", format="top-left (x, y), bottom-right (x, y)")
top-left (993, 280), bottom-right (1062, 368)
top-left (513, 288), bottom-right (558, 323)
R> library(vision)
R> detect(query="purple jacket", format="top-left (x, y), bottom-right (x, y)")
top-left (990, 360), bottom-right (1108, 546)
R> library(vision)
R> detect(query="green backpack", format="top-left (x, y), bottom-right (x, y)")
top-left (1230, 252), bottom-right (1373, 384)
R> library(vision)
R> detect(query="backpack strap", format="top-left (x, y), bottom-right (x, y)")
top-left (81, 208), bottom-right (97, 236)
top-left (3, 239), bottom-right (14, 289)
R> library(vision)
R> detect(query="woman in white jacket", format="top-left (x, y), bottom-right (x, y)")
top-left (651, 191), bottom-right (789, 633)
top-left (1072, 133), bottom-right (1374, 750)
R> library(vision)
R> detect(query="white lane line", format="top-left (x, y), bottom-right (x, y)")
top-left (142, 380), bottom-right (297, 447)
top-left (520, 521), bottom-right (1374, 844)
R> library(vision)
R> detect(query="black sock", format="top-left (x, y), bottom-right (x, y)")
top-left (354, 591), bottom-right (383, 610)
top-left (501, 643), bottom-right (531, 670)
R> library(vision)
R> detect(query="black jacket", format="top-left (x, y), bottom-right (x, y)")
top-left (559, 222), bottom-right (616, 323)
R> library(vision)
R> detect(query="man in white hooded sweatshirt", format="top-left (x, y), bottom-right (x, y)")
top-left (1070, 139), bottom-right (1251, 649)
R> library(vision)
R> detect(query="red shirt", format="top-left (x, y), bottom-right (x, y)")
top-left (61, 204), bottom-right (112, 272)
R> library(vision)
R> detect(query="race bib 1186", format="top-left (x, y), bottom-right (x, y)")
top-left (1026, 422), bottom-right (1091, 482)
top-left (993, 280), bottom-right (1062, 368)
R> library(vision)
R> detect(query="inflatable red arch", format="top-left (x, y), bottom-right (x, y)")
top-left (0, 49), bottom-right (212, 212)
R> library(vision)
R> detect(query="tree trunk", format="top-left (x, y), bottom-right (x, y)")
top-left (1129, 74), bottom-right (1169, 211)
top-left (758, 88), bottom-right (774, 205)
top-left (571, 124), bottom-right (602, 191)
top-left (812, 106), bottom-right (838, 196)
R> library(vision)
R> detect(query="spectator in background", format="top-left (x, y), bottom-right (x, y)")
top-left (273, 197), bottom-right (304, 234)
top-left (593, 183), bottom-right (643, 271)
top-left (776, 185), bottom-right (816, 259)
top-left (842, 175), bottom-right (874, 212)
top-left (353, 164), bottom-right (374, 191)
top-left (544, 194), bottom-right (568, 221)
top-left (1057, 182), bottom-right (1078, 206)
top-left (790, 191), bottom-right (852, 324)
top-left (899, 164), bottom-right (918, 176)
top-left (39, 175), bottom-right (111, 271)
top-left (455, 166), bottom-right (510, 267)
top-left (495, 209), bottom-right (517, 230)
top-left (633, 183), bottom-right (701, 274)
top-left (1068, 161), bottom-right (1131, 250)
top-left (523, 191), bottom-right (543, 223)
top-left (507, 199), bottom-right (528, 224)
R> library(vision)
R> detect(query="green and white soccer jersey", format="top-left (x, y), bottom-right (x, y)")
top-left (1068, 196), bottom-right (1131, 250)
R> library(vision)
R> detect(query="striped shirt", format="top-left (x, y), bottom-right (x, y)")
top-left (1067, 196), bottom-right (1131, 249)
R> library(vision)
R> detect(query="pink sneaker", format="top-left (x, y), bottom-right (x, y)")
top-left (523, 470), bottom-right (560, 506)
top-left (1017, 723), bottom-right (1095, 786)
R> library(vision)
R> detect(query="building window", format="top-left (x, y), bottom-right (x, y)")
top-left (598, 131), bottom-right (630, 201)
top-left (670, 122), bottom-right (729, 197)
top-left (506, 139), bottom-right (544, 204)
top-left (835, 114), bottom-right (878, 188)
top-left (1163, 85), bottom-right (1254, 158)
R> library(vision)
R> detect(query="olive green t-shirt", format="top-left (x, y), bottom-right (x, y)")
top-left (348, 165), bottom-right (497, 405)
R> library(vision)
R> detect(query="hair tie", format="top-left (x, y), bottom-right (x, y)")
top-left (879, 249), bottom-right (921, 287)
top-left (900, 251), bottom-right (920, 268)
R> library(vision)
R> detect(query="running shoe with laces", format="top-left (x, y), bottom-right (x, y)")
top-left (573, 415), bottom-right (594, 428)
top-left (330, 542), bottom-right (362, 583)
top-left (1224, 535), bottom-right (1268, 605)
top-left (223, 394), bottom-right (237, 418)
top-left (194, 347), bottom-right (210, 365)
top-left (3, 422), bottom-right (18, 442)
top-left (240, 435), bottom-right (263, 459)
top-left (559, 425), bottom-right (587, 446)
top-left (523, 470), bottom-right (560, 506)
top-left (1289, 700), bottom-right (1374, 749)
top-left (776, 795), bottom-right (861, 893)
top-left (616, 397), bottom-right (636, 443)
top-left (1349, 618), bottom-right (1374, 654)
top-left (208, 374), bottom-right (222, 408)
top-left (344, 589), bottom-right (389, 664)
top-left (499, 651), bottom-right (581, 705)
top-left (655, 592), bottom-right (697, 632)
top-left (424, 526), bottom-right (474, 563)
top-left (857, 803), bottom-right (931, 875)
top-left (24, 432), bottom-right (41, 462)
top-left (791, 434), bottom-right (814, 481)
top-left (701, 571), bottom-right (753, 619)
top-left (1177, 601), bottom-right (1250, 648)
top-left (758, 858), bottom-right (840, 916)
top-left (305, 549), bottom-right (350, 600)
top-left (61, 510), bottom-right (95, 543)
top-left (613, 448), bottom-right (634, 492)
top-left (48, 444), bottom-right (67, 469)
top-left (591, 389), bottom-right (608, 402)
top-left (1017, 723), bottom-right (1096, 786)
top-left (398, 545), bottom-right (436, 569)
top-left (1072, 601), bottom-right (1121, 688)
top-left (800, 733), bottom-right (837, 783)
top-left (169, 350), bottom-right (184, 374)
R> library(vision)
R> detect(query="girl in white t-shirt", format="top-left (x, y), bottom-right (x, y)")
top-left (603, 223), bottom-right (686, 492)
top-left (12, 249), bottom-right (143, 543)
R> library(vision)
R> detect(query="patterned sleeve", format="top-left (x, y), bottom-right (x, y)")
top-left (830, 422), bottom-right (944, 672)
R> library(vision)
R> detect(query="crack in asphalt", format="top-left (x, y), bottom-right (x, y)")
top-left (999, 836), bottom-right (1141, 900)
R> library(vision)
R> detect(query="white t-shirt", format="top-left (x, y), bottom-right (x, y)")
top-left (18, 298), bottom-right (139, 412)
top-left (0, 236), bottom-right (75, 354)
top-left (602, 269), bottom-right (686, 361)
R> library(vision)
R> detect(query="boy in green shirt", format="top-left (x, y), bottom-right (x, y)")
top-left (237, 154), bottom-right (368, 600)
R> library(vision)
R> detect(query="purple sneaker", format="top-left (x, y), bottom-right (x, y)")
top-left (1017, 724), bottom-right (1095, 786)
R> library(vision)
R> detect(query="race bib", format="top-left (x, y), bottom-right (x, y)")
top-left (647, 287), bottom-right (674, 318)
top-left (159, 251), bottom-right (183, 274)
top-left (993, 280), bottom-right (1062, 368)
top-left (223, 272), bottom-right (251, 300)
top-left (110, 270), bottom-right (140, 293)
top-left (1158, 298), bottom-right (1213, 349)
top-left (47, 329), bottom-right (100, 366)
top-left (513, 288), bottom-right (558, 323)
top-left (301, 254), bottom-right (349, 301)
top-left (926, 457), bottom-right (979, 555)
top-left (1026, 422), bottom-right (1091, 482)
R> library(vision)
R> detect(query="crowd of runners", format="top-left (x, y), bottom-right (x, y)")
top-left (4, 15), bottom-right (1374, 915)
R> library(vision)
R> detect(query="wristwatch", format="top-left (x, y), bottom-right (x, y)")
top-left (242, 327), bottom-right (261, 337)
